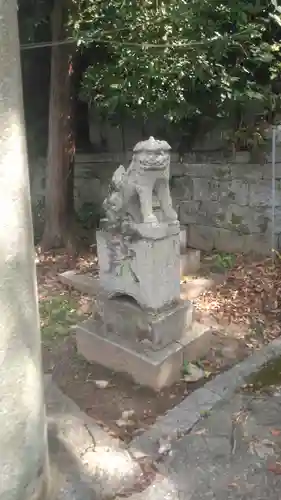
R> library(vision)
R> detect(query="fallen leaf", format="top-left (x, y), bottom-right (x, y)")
top-left (115, 418), bottom-right (135, 428)
top-left (122, 409), bottom-right (135, 420)
top-left (267, 462), bottom-right (281, 474)
top-left (270, 429), bottom-right (281, 437)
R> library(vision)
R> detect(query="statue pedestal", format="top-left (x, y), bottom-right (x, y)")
top-left (76, 222), bottom-right (207, 390)
top-left (97, 222), bottom-right (180, 310)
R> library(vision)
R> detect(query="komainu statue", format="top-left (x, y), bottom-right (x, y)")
top-left (102, 136), bottom-right (178, 230)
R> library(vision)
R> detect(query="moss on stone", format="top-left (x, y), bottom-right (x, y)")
top-left (214, 167), bottom-right (228, 178)
top-left (231, 213), bottom-right (243, 225)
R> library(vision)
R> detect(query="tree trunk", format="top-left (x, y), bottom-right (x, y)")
top-left (41, 0), bottom-right (76, 250)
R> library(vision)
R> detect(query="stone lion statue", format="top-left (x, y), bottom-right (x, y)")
top-left (102, 136), bottom-right (178, 229)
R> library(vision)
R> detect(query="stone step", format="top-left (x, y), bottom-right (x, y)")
top-left (59, 270), bottom-right (99, 295)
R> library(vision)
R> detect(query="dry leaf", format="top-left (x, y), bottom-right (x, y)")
top-left (267, 462), bottom-right (281, 474)
top-left (270, 429), bottom-right (281, 437)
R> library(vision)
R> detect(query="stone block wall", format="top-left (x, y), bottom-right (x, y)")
top-left (170, 159), bottom-right (281, 255)
top-left (30, 151), bottom-right (281, 255)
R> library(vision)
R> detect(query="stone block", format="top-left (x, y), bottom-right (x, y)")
top-left (230, 163), bottom-right (264, 181)
top-left (76, 315), bottom-right (212, 390)
top-left (224, 204), bottom-right (270, 234)
top-left (261, 162), bottom-right (281, 180)
top-left (179, 163), bottom-right (213, 179)
top-left (193, 178), bottom-right (212, 201)
top-left (187, 225), bottom-right (215, 251)
top-left (249, 180), bottom-right (280, 207)
top-left (180, 322), bottom-right (214, 361)
top-left (95, 295), bottom-right (194, 350)
top-left (266, 145), bottom-right (281, 164)
top-left (183, 163), bottom-right (232, 180)
top-left (170, 175), bottom-right (193, 202)
top-left (214, 227), bottom-right (271, 255)
top-left (97, 227), bottom-right (181, 310)
top-left (180, 249), bottom-right (201, 276)
top-left (225, 179), bottom-right (249, 206)
top-left (179, 201), bottom-right (201, 225)
top-left (76, 319), bottom-right (184, 390)
top-left (180, 227), bottom-right (188, 251)
top-left (193, 177), bottom-right (249, 207)
top-left (181, 200), bottom-right (266, 235)
top-left (170, 162), bottom-right (189, 177)
top-left (58, 270), bottom-right (99, 295)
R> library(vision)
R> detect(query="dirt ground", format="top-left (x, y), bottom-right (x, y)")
top-left (38, 248), bottom-right (281, 443)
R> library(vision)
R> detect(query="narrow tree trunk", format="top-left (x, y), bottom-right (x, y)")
top-left (42, 0), bottom-right (75, 250)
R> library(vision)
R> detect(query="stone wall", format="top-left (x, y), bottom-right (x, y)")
top-left (171, 159), bottom-right (280, 255)
top-left (30, 149), bottom-right (281, 255)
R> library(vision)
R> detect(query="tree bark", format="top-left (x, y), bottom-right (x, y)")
top-left (0, 1), bottom-right (49, 498)
top-left (41, 0), bottom-right (76, 250)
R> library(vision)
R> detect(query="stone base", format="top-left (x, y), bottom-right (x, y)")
top-left (95, 295), bottom-right (194, 350)
top-left (76, 318), bottom-right (212, 391)
top-left (97, 226), bottom-right (180, 310)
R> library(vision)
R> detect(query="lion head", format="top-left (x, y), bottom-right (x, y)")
top-left (132, 136), bottom-right (171, 171)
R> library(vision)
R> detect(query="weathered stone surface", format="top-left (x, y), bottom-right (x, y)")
top-left (187, 225), bottom-right (215, 251)
top-left (192, 177), bottom-right (249, 206)
top-left (214, 227), bottom-right (271, 254)
top-left (182, 163), bottom-right (232, 180)
top-left (154, 381), bottom-right (281, 500)
top-left (224, 178), bottom-right (249, 205)
top-left (187, 225), bottom-right (271, 255)
top-left (45, 377), bottom-right (147, 500)
top-left (103, 136), bottom-right (178, 228)
top-left (179, 227), bottom-right (188, 251)
top-left (76, 317), bottom-right (213, 390)
top-left (258, 162), bottom-right (281, 180)
top-left (230, 163), bottom-right (265, 181)
top-left (170, 175), bottom-right (193, 202)
top-left (59, 271), bottom-right (99, 296)
top-left (32, 148), bottom-right (281, 256)
top-left (179, 201), bottom-right (201, 225)
top-left (97, 228), bottom-right (181, 310)
top-left (181, 322), bottom-right (214, 361)
top-left (0, 5), bottom-right (49, 500)
top-left (95, 295), bottom-right (194, 350)
top-left (224, 204), bottom-right (270, 234)
top-left (180, 200), bottom-right (270, 235)
top-left (249, 180), bottom-right (281, 207)
top-left (180, 249), bottom-right (201, 276)
top-left (76, 318), bottom-right (185, 391)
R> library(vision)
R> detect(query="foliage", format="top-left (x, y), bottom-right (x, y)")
top-left (215, 252), bottom-right (236, 270)
top-left (40, 294), bottom-right (80, 341)
top-left (72, 0), bottom-right (281, 131)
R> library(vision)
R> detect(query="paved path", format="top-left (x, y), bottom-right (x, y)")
top-left (146, 387), bottom-right (281, 500)
top-left (45, 351), bottom-right (281, 500)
